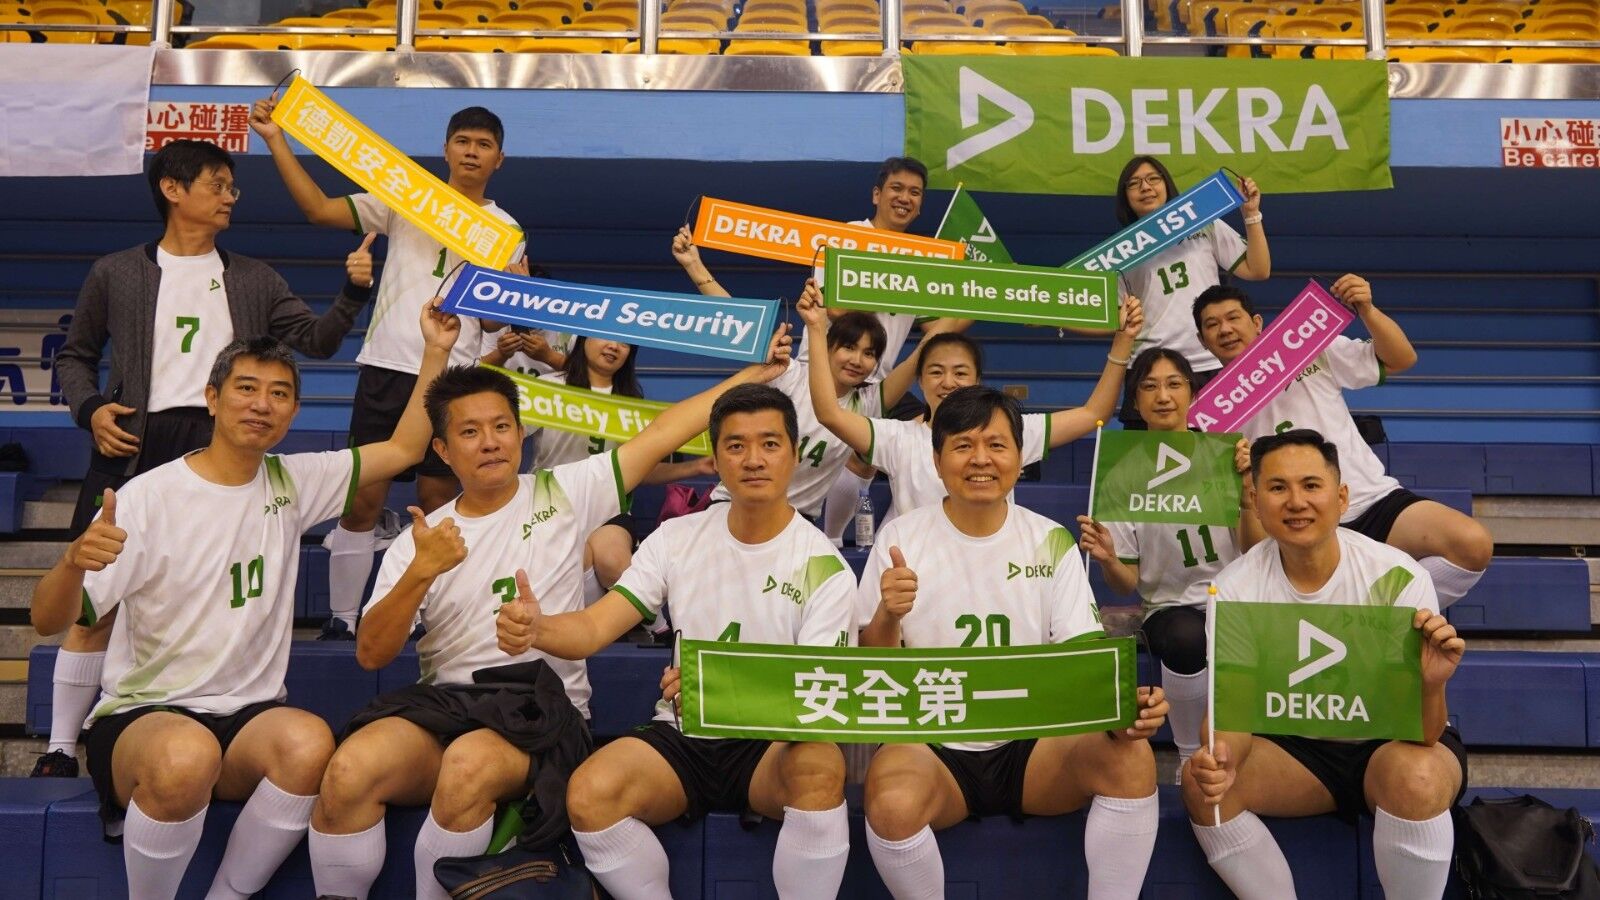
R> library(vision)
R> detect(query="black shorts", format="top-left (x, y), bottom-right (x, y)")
top-left (1118, 365), bottom-right (1220, 430)
top-left (84, 700), bottom-right (284, 836)
top-left (930, 739), bottom-right (1038, 820)
top-left (1260, 726), bottom-right (1468, 824)
top-left (72, 407), bottom-right (213, 537)
top-left (1341, 487), bottom-right (1426, 543)
top-left (629, 721), bottom-right (770, 822)
top-left (598, 512), bottom-right (638, 545)
top-left (348, 365), bottom-right (452, 480)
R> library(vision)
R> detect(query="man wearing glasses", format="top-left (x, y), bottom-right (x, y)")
top-left (40, 139), bottom-right (373, 780)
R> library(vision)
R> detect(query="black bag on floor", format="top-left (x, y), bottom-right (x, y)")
top-left (434, 841), bottom-right (591, 900)
top-left (1454, 794), bottom-right (1600, 899)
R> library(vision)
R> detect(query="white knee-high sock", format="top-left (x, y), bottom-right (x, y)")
top-left (1161, 665), bottom-right (1208, 762)
top-left (48, 649), bottom-right (103, 754)
top-left (773, 803), bottom-right (849, 899)
top-left (124, 798), bottom-right (207, 900)
top-left (1192, 810), bottom-right (1297, 900)
top-left (1373, 807), bottom-right (1453, 900)
top-left (582, 567), bottom-right (604, 605)
top-left (1084, 793), bottom-right (1158, 900)
top-left (325, 524), bottom-right (377, 628)
top-left (823, 469), bottom-right (870, 545)
top-left (865, 822), bottom-right (943, 900)
top-left (414, 811), bottom-right (493, 900)
top-left (1419, 556), bottom-right (1485, 609)
top-left (309, 819), bottom-right (386, 900)
top-left (205, 779), bottom-right (315, 899)
top-left (574, 817), bottom-right (672, 900)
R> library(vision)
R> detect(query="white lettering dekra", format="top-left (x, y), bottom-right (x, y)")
top-left (1265, 692), bottom-right (1370, 722)
top-left (1071, 88), bottom-right (1124, 155)
top-left (1065, 86), bottom-right (1347, 160)
top-left (1127, 493), bottom-right (1202, 513)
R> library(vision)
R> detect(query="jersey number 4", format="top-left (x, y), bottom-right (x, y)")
top-left (794, 436), bottom-right (828, 468)
top-left (228, 555), bottom-right (264, 609)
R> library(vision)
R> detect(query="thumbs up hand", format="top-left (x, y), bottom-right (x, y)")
top-left (879, 545), bottom-right (917, 620)
top-left (69, 488), bottom-right (127, 572)
top-left (497, 568), bottom-right (542, 655)
top-left (347, 233), bottom-right (377, 289)
top-left (408, 506), bottom-right (466, 579)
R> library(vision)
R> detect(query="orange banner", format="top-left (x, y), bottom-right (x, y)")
top-left (692, 196), bottom-right (966, 267)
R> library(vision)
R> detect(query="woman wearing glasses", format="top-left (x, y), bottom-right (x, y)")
top-left (1111, 156), bottom-right (1271, 428)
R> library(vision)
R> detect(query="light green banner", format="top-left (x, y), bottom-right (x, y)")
top-left (1214, 602), bottom-right (1422, 741)
top-left (936, 186), bottom-right (1014, 264)
top-left (1091, 431), bottom-right (1242, 526)
top-left (487, 364), bottom-right (711, 456)
top-left (822, 248), bottom-right (1117, 330)
top-left (904, 58), bottom-right (1391, 195)
top-left (680, 638), bottom-right (1138, 743)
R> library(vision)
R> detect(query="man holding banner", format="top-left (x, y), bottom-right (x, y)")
top-left (496, 384), bottom-right (855, 900)
top-left (308, 332), bottom-right (792, 900)
top-left (252, 96), bottom-right (524, 641)
top-left (1185, 430), bottom-right (1467, 900)
top-left (857, 387), bottom-right (1167, 900)
top-left (1193, 277), bottom-right (1493, 608)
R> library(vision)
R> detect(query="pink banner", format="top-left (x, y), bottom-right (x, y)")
top-left (1189, 280), bottom-right (1353, 432)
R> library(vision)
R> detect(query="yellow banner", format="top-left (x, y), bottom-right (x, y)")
top-left (271, 76), bottom-right (519, 269)
top-left (692, 196), bottom-right (965, 267)
top-left (493, 365), bottom-right (712, 457)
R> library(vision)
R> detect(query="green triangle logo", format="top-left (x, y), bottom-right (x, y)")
top-left (209, 278), bottom-right (221, 291)
top-left (762, 575), bottom-right (777, 593)
top-left (1006, 562), bottom-right (1021, 581)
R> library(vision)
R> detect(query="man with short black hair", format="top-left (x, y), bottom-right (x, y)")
top-left (40, 138), bottom-right (373, 778)
top-left (1185, 428), bottom-right (1467, 900)
top-left (857, 386), bottom-right (1167, 899)
top-left (1192, 277), bottom-right (1493, 608)
top-left (496, 383), bottom-right (855, 900)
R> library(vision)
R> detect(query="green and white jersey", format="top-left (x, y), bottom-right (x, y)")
top-left (1119, 221), bottom-right (1246, 373)
top-left (1238, 336), bottom-right (1401, 521)
top-left (707, 359), bottom-right (884, 517)
top-left (1104, 520), bottom-right (1239, 612)
top-left (82, 449), bottom-right (360, 720)
top-left (148, 248), bottom-right (233, 412)
top-left (856, 503), bottom-right (1104, 751)
top-left (477, 327), bottom-right (574, 379)
top-left (798, 218), bottom-right (919, 384)
top-left (614, 503), bottom-right (856, 731)
top-left (528, 372), bottom-right (621, 473)
top-left (347, 192), bottom-right (521, 374)
top-left (1214, 528), bottom-right (1437, 614)
top-left (365, 451), bottom-right (627, 715)
top-left (867, 414), bottom-right (1049, 519)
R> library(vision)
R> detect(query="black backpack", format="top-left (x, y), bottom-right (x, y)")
top-left (1454, 794), bottom-right (1600, 899)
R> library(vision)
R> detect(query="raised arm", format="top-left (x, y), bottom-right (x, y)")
top-left (797, 281), bottom-right (872, 456)
top-left (1046, 295), bottom-right (1143, 446)
top-left (1075, 516), bottom-right (1139, 596)
top-left (497, 571), bottom-right (644, 660)
top-left (1331, 274), bottom-right (1417, 374)
top-left (862, 545), bottom-right (916, 648)
top-left (672, 225), bottom-right (730, 298)
top-left (355, 298), bottom-right (460, 484)
top-left (1233, 439), bottom-right (1266, 551)
top-left (266, 234), bottom-right (375, 359)
top-left (355, 508), bottom-right (465, 670)
top-left (32, 489), bottom-right (123, 635)
top-left (1231, 176), bottom-right (1271, 281)
top-left (250, 92), bottom-right (359, 231)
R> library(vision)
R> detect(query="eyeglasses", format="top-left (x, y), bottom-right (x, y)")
top-left (1124, 174), bottom-right (1165, 191)
top-left (201, 180), bottom-right (241, 199)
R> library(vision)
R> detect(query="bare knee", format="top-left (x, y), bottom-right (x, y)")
top-left (1366, 746), bottom-right (1458, 819)
top-left (135, 737), bottom-right (222, 819)
top-left (433, 740), bottom-right (522, 831)
top-left (341, 483), bottom-right (386, 531)
top-left (267, 721), bottom-right (335, 796)
top-left (416, 475), bottom-right (459, 513)
top-left (863, 766), bottom-right (935, 840)
top-left (317, 745), bottom-right (387, 824)
top-left (1450, 520), bottom-right (1494, 572)
top-left (1090, 736), bottom-right (1156, 798)
top-left (566, 760), bottom-right (631, 832)
top-left (778, 742), bottom-right (845, 811)
top-left (588, 529), bottom-right (633, 587)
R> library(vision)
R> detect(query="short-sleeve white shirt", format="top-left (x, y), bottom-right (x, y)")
top-left (1119, 221), bottom-right (1247, 372)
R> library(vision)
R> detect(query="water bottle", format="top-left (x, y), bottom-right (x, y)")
top-left (854, 487), bottom-right (875, 548)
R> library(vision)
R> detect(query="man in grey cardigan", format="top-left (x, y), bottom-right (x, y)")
top-left (36, 139), bottom-right (373, 779)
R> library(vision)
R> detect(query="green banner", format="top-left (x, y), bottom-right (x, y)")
top-left (904, 58), bottom-right (1391, 196)
top-left (1214, 602), bottom-right (1422, 741)
top-left (936, 186), bottom-right (1014, 265)
top-left (488, 364), bottom-right (711, 456)
top-left (679, 638), bottom-right (1138, 743)
top-left (823, 248), bottom-right (1117, 330)
top-left (1091, 431), bottom-right (1241, 526)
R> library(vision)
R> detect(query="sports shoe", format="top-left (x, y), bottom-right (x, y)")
top-left (318, 617), bottom-right (356, 641)
top-left (30, 749), bottom-right (78, 778)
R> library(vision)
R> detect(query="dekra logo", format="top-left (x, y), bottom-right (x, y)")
top-left (1007, 561), bottom-right (1052, 580)
top-left (763, 575), bottom-right (802, 604)
top-left (519, 505), bottom-right (559, 540)
top-left (1128, 442), bottom-right (1202, 514)
top-left (1265, 619), bottom-right (1368, 722)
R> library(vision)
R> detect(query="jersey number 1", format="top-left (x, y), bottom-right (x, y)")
top-left (228, 555), bottom-right (264, 609)
top-left (1176, 526), bottom-right (1220, 568)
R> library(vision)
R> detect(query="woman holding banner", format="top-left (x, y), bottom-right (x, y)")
top-left (1075, 347), bottom-right (1263, 780)
top-left (1111, 157), bottom-right (1271, 428)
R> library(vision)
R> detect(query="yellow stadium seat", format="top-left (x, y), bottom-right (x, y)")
top-left (737, 11), bottom-right (808, 26)
top-left (1450, 5), bottom-right (1522, 27)
top-left (1302, 6), bottom-right (1363, 31)
top-left (27, 3), bottom-right (102, 41)
top-left (1009, 41), bottom-right (1116, 53)
top-left (186, 33), bottom-right (293, 48)
top-left (1439, 18), bottom-right (1514, 38)
top-left (418, 9), bottom-right (472, 27)
top-left (514, 33), bottom-right (625, 50)
top-left (1269, 17), bottom-right (1345, 56)
top-left (1499, 45), bottom-right (1600, 62)
top-left (903, 0), bottom-right (954, 15)
top-left (1388, 44), bottom-right (1497, 60)
top-left (324, 7), bottom-right (392, 24)
top-left (1385, 1), bottom-right (1443, 16)
top-left (275, 16), bottom-right (339, 28)
top-left (820, 37), bottom-right (883, 52)
top-left (1383, 14), bottom-right (1434, 35)
top-left (908, 39), bottom-right (1009, 50)
top-left (490, 10), bottom-right (562, 28)
top-left (299, 34), bottom-right (397, 49)
top-left (985, 13), bottom-right (1058, 30)
top-left (622, 36), bottom-right (721, 51)
top-left (442, 0), bottom-right (502, 19)
top-left (522, 0), bottom-right (584, 22)
top-left (1517, 20), bottom-right (1600, 40)
top-left (416, 35), bottom-right (508, 49)
top-left (662, 9), bottom-right (726, 26)
top-left (0, 3), bottom-right (30, 20)
top-left (820, 15), bottom-right (880, 31)
top-left (723, 37), bottom-right (811, 52)
top-left (817, 0), bottom-right (879, 15)
top-left (572, 11), bottom-right (636, 26)
top-left (906, 11), bottom-right (968, 29)
top-left (367, 0), bottom-right (398, 8)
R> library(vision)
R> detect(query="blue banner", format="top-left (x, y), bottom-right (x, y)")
top-left (1063, 170), bottom-right (1245, 274)
top-left (441, 265), bottom-right (781, 364)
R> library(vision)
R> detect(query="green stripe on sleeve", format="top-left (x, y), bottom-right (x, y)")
top-left (865, 419), bottom-right (877, 466)
top-left (1226, 250), bottom-right (1247, 273)
top-left (1041, 413), bottom-right (1052, 460)
top-left (342, 447), bottom-right (363, 519)
top-left (345, 196), bottom-right (364, 235)
top-left (1376, 361), bottom-right (1388, 386)
top-left (1117, 556), bottom-right (1139, 565)
top-left (613, 584), bottom-right (654, 625)
top-left (76, 589), bottom-right (97, 628)
top-left (609, 451), bottom-right (631, 514)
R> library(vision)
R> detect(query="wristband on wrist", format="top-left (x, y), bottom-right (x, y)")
top-left (1107, 353), bottom-right (1130, 367)
top-left (1242, 213), bottom-right (1263, 226)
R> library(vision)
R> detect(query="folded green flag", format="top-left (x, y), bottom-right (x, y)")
top-left (1091, 430), bottom-right (1241, 526)
top-left (936, 186), bottom-right (1013, 265)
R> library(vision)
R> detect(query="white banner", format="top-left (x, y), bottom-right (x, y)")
top-left (0, 46), bottom-right (156, 176)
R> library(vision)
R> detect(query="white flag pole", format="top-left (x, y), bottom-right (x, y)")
top-left (1206, 584), bottom-right (1220, 827)
top-left (1084, 420), bottom-right (1104, 574)
top-left (934, 181), bottom-right (964, 238)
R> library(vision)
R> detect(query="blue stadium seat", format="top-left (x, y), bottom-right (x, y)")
top-left (1448, 651), bottom-right (1592, 747)
top-left (0, 471), bottom-right (33, 534)
top-left (1446, 557), bottom-right (1591, 633)
top-left (1485, 443), bottom-right (1594, 496)
top-left (1386, 443), bottom-right (1487, 493)
top-left (0, 778), bottom-right (102, 900)
top-left (282, 642), bottom-right (382, 735)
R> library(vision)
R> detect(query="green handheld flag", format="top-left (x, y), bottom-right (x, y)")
top-left (936, 186), bottom-right (1014, 265)
top-left (1091, 431), bottom-right (1242, 526)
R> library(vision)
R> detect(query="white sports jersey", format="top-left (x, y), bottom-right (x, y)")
top-left (1104, 520), bottom-right (1238, 612)
top-left (614, 503), bottom-right (856, 729)
top-left (1213, 527), bottom-right (1437, 613)
top-left (478, 327), bottom-right (574, 378)
top-left (528, 372), bottom-right (621, 472)
top-left (83, 449), bottom-right (359, 719)
top-left (800, 218), bottom-right (918, 383)
top-left (1237, 336), bottom-right (1401, 520)
top-left (867, 414), bottom-right (1048, 519)
top-left (364, 452), bottom-right (626, 714)
top-left (347, 192), bottom-right (521, 374)
top-left (857, 503), bottom-right (1103, 750)
top-left (148, 248), bottom-right (234, 412)
top-left (1119, 221), bottom-right (1246, 372)
top-left (707, 360), bottom-right (883, 517)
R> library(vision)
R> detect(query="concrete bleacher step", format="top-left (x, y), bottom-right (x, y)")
top-left (1475, 496), bottom-right (1600, 546)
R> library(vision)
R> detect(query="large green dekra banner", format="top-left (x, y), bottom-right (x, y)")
top-left (903, 58), bottom-right (1391, 195)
